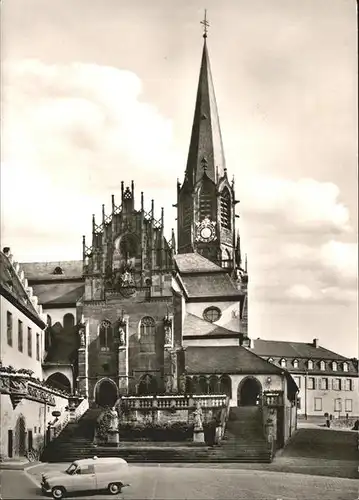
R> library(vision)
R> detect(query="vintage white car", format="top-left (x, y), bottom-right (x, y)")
top-left (41, 456), bottom-right (131, 499)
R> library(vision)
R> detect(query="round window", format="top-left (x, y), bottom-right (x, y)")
top-left (203, 306), bottom-right (221, 323)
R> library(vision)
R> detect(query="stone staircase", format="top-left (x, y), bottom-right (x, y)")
top-left (207, 406), bottom-right (273, 462)
top-left (42, 406), bottom-right (273, 463)
top-left (41, 408), bottom-right (102, 462)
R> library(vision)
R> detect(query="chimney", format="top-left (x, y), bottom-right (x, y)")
top-left (313, 338), bottom-right (319, 348)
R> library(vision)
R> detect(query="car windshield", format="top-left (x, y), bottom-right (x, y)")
top-left (66, 464), bottom-right (77, 475)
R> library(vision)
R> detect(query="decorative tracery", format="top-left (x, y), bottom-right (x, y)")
top-left (99, 320), bottom-right (113, 350)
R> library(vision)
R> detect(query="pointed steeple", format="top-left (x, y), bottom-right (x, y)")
top-left (185, 27), bottom-right (226, 186)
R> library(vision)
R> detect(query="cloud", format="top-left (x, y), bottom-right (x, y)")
top-left (242, 176), bottom-right (352, 236)
top-left (1, 58), bottom-right (357, 310)
top-left (1, 59), bottom-right (181, 260)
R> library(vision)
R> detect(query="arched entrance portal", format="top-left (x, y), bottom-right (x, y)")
top-left (238, 377), bottom-right (262, 406)
top-left (138, 374), bottom-right (157, 395)
top-left (95, 379), bottom-right (118, 407)
top-left (46, 372), bottom-right (71, 393)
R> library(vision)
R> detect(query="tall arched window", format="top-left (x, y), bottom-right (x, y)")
top-left (99, 320), bottom-right (113, 350)
top-left (139, 316), bottom-right (156, 353)
top-left (220, 189), bottom-right (231, 230)
top-left (63, 313), bottom-right (75, 329)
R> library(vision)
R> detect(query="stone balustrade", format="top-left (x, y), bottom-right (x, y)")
top-left (120, 394), bottom-right (228, 410)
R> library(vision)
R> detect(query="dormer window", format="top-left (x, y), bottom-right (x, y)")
top-left (332, 361), bottom-right (337, 371)
top-left (280, 358), bottom-right (287, 368)
top-left (268, 357), bottom-right (274, 363)
top-left (343, 362), bottom-right (348, 372)
top-left (308, 360), bottom-right (314, 370)
top-left (53, 266), bottom-right (63, 275)
top-left (320, 361), bottom-right (325, 371)
top-left (293, 359), bottom-right (299, 369)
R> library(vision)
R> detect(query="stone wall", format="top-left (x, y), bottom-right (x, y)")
top-left (0, 389), bottom-right (69, 460)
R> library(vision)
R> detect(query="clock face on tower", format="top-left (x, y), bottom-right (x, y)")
top-left (196, 217), bottom-right (216, 243)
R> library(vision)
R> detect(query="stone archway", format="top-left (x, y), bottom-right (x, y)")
top-left (46, 372), bottom-right (71, 392)
top-left (95, 378), bottom-right (118, 407)
top-left (237, 377), bottom-right (262, 406)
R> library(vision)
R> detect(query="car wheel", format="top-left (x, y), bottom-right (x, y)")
top-left (51, 486), bottom-right (65, 499)
top-left (108, 482), bottom-right (122, 495)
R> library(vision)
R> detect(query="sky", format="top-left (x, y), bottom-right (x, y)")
top-left (1, 0), bottom-right (357, 357)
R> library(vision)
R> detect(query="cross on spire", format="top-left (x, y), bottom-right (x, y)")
top-left (200, 10), bottom-right (209, 38)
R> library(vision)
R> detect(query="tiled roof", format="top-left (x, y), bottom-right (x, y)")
top-left (183, 313), bottom-right (239, 337)
top-left (21, 260), bottom-right (83, 279)
top-left (32, 282), bottom-right (84, 306)
top-left (184, 345), bottom-right (282, 375)
top-left (181, 274), bottom-right (240, 298)
top-left (253, 339), bottom-right (349, 360)
top-left (0, 252), bottom-right (44, 326)
top-left (174, 253), bottom-right (223, 274)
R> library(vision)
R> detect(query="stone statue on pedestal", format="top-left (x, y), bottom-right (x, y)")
top-left (118, 327), bottom-right (126, 347)
top-left (109, 407), bottom-right (119, 431)
top-left (193, 402), bottom-right (203, 431)
top-left (164, 324), bottom-right (172, 346)
top-left (78, 325), bottom-right (86, 347)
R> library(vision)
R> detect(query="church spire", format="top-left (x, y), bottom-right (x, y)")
top-left (184, 13), bottom-right (226, 187)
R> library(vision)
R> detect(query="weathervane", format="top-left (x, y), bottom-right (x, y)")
top-left (200, 10), bottom-right (209, 38)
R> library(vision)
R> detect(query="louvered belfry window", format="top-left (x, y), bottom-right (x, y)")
top-left (220, 189), bottom-right (231, 229)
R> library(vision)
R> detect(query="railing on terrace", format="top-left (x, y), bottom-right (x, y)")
top-left (121, 394), bottom-right (228, 410)
top-left (69, 397), bottom-right (89, 423)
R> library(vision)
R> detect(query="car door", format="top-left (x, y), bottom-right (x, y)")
top-left (71, 465), bottom-right (96, 493)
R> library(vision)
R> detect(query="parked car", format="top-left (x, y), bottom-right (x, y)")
top-left (41, 456), bottom-right (131, 499)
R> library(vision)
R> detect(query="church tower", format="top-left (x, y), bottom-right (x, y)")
top-left (176, 15), bottom-right (248, 336)
top-left (176, 21), bottom-right (238, 270)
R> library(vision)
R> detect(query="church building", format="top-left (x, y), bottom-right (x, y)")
top-left (9, 24), bottom-right (356, 460)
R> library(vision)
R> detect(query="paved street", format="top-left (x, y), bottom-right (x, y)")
top-left (1, 464), bottom-right (358, 500)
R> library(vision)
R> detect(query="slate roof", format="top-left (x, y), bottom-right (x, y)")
top-left (184, 345), bottom-right (283, 375)
top-left (175, 253), bottom-right (223, 274)
top-left (181, 274), bottom-right (240, 298)
top-left (32, 282), bottom-right (84, 306)
top-left (21, 260), bottom-right (83, 280)
top-left (183, 313), bottom-right (240, 337)
top-left (184, 40), bottom-right (226, 185)
top-left (252, 339), bottom-right (358, 375)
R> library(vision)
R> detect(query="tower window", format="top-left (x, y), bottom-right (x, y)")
top-left (220, 189), bottom-right (231, 230)
top-left (99, 320), bottom-right (113, 350)
top-left (199, 181), bottom-right (215, 221)
top-left (203, 307), bottom-right (221, 323)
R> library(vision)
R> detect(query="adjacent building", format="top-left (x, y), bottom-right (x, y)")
top-left (0, 248), bottom-right (70, 460)
top-left (252, 338), bottom-right (358, 418)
